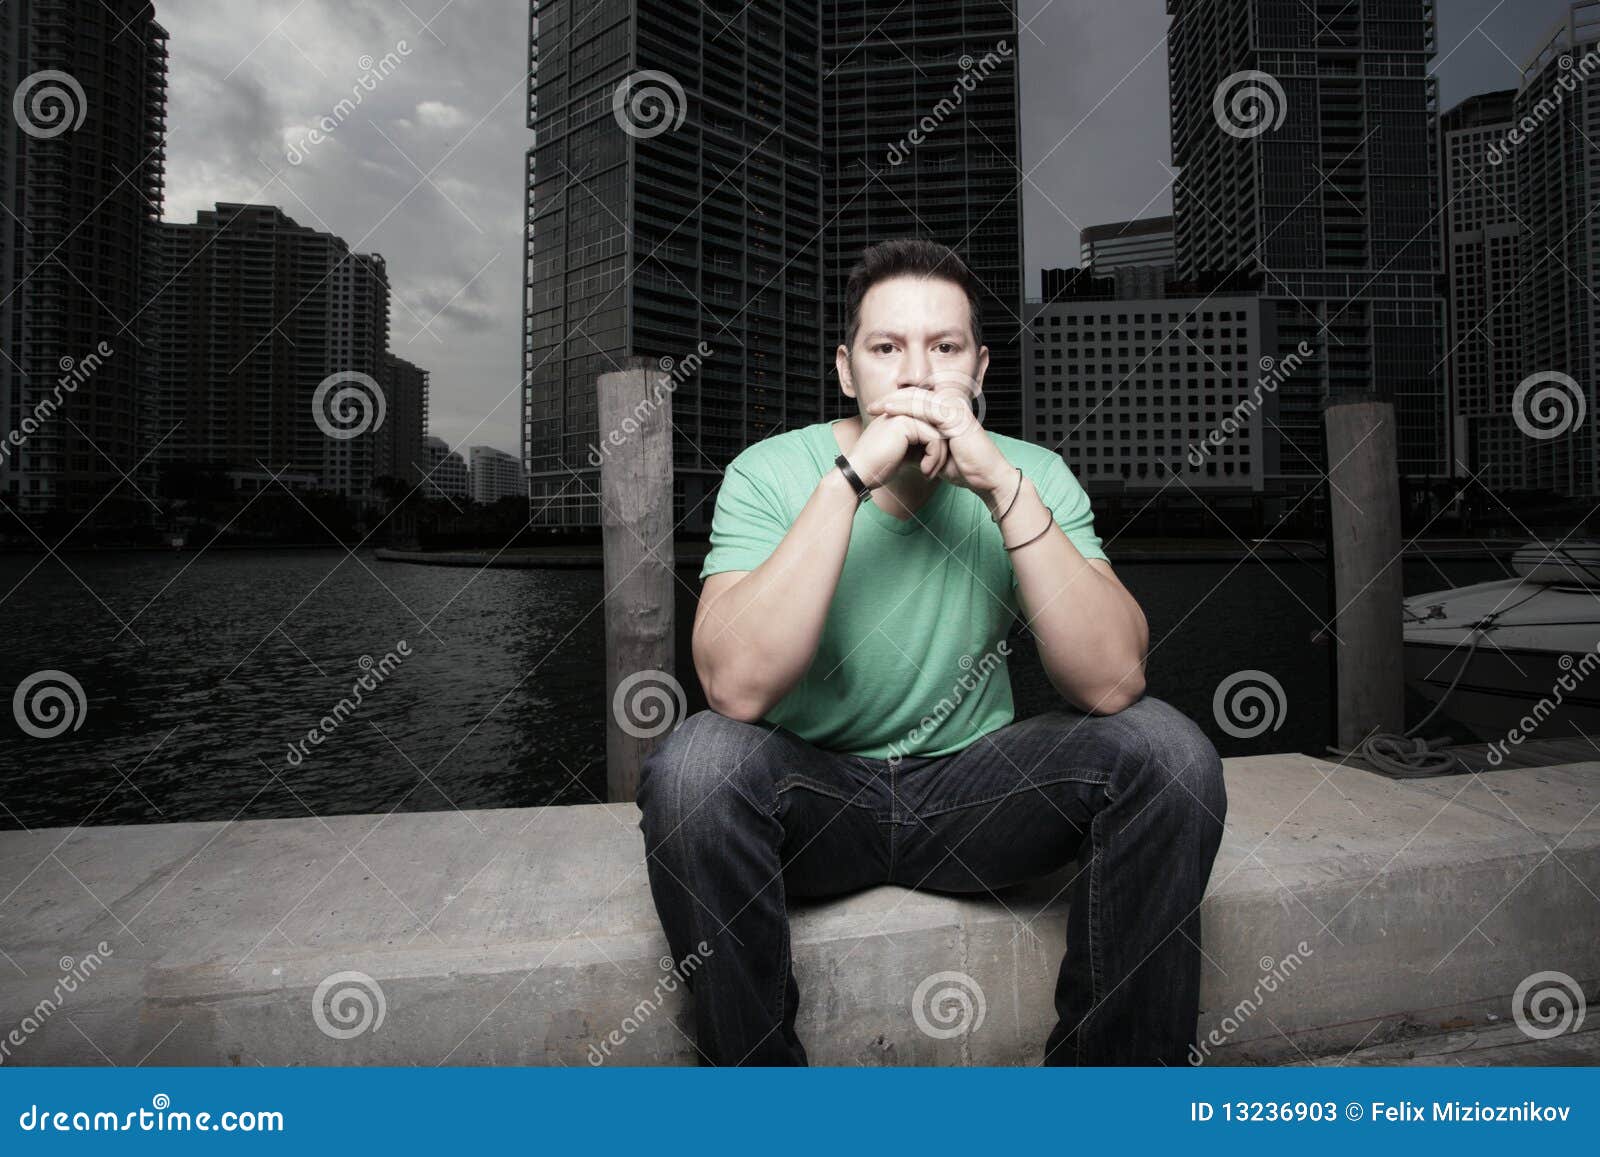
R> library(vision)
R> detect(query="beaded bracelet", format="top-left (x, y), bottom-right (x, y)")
top-left (990, 465), bottom-right (1024, 524)
top-left (1003, 505), bottom-right (1055, 553)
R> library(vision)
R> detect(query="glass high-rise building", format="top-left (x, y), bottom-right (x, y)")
top-left (1439, 90), bottom-right (1526, 496)
top-left (151, 205), bottom-right (391, 503)
top-left (1509, 3), bottom-right (1600, 500)
top-left (1168, 0), bottom-right (1445, 508)
top-left (0, 0), bottom-right (168, 529)
top-left (522, 0), bottom-right (1023, 532)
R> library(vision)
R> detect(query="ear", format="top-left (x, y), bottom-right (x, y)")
top-left (973, 344), bottom-right (990, 393)
top-left (835, 344), bottom-right (856, 399)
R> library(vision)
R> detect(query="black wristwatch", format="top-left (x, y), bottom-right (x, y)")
top-left (835, 453), bottom-right (874, 505)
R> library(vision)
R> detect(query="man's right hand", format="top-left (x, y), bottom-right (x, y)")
top-left (845, 412), bottom-right (948, 490)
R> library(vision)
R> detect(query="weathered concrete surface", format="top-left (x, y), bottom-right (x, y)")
top-left (0, 755), bottom-right (1595, 1066)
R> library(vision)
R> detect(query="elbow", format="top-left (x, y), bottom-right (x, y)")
top-left (701, 672), bottom-right (772, 725)
top-left (1086, 683), bottom-right (1145, 716)
top-left (1063, 666), bottom-right (1146, 716)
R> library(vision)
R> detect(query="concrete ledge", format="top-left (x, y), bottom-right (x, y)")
top-left (1, 755), bottom-right (1597, 1066)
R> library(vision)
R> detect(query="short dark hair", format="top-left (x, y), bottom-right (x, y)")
top-left (841, 238), bottom-right (984, 352)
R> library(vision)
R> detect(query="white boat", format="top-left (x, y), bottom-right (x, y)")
top-left (1402, 542), bottom-right (1600, 743)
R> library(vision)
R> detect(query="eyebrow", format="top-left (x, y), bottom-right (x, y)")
top-left (862, 329), bottom-right (966, 342)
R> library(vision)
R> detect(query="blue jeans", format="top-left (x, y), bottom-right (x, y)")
top-left (636, 694), bottom-right (1227, 1065)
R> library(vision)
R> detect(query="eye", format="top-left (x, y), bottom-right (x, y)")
top-left (934, 342), bottom-right (958, 354)
top-left (872, 342), bottom-right (895, 355)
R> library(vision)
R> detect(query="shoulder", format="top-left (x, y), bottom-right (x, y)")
top-left (724, 424), bottom-right (826, 483)
top-left (990, 432), bottom-right (1073, 481)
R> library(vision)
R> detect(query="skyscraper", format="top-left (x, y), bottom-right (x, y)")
top-left (0, 0), bottom-right (168, 529)
top-left (150, 204), bottom-right (391, 502)
top-left (821, 1), bottom-right (1024, 436)
top-left (521, 1), bottom-right (1023, 532)
top-left (1080, 216), bottom-right (1176, 273)
top-left (1508, 3), bottom-right (1600, 499)
top-left (1168, 0), bottom-right (1445, 509)
top-left (377, 353), bottom-right (429, 492)
top-left (469, 445), bottom-right (527, 504)
top-left (1439, 90), bottom-right (1527, 496)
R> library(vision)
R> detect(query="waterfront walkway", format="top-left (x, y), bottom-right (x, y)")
top-left (0, 752), bottom-right (1595, 1065)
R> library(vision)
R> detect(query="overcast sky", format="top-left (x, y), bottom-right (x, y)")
top-left (156, 0), bottom-right (1574, 460)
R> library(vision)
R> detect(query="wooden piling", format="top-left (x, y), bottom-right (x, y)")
top-left (598, 358), bottom-right (677, 802)
top-left (1324, 401), bottom-right (1405, 748)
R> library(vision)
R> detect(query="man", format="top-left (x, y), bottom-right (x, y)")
top-left (637, 238), bottom-right (1227, 1065)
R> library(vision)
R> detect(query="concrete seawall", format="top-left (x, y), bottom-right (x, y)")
top-left (1, 754), bottom-right (1595, 1066)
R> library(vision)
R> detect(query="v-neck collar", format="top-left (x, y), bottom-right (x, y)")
top-left (821, 419), bottom-right (955, 537)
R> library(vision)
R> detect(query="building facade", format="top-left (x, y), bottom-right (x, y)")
top-left (1439, 90), bottom-right (1527, 496)
top-left (150, 204), bottom-right (391, 503)
top-left (377, 353), bottom-right (429, 492)
top-left (1168, 0), bottom-right (1445, 508)
top-left (422, 436), bottom-right (469, 503)
top-left (1079, 216), bottom-right (1176, 273)
top-left (522, 0), bottom-right (1022, 531)
top-left (469, 445), bottom-right (526, 504)
top-left (0, 0), bottom-right (168, 528)
top-left (1026, 292), bottom-right (1276, 495)
top-left (1508, 3), bottom-right (1600, 498)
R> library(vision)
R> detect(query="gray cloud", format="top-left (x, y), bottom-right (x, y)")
top-left (152, 0), bottom-right (1573, 460)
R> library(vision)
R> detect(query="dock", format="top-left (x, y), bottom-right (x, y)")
top-left (1, 750), bottom-right (1594, 1066)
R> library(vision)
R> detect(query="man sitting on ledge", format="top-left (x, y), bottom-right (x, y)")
top-left (637, 238), bottom-right (1227, 1065)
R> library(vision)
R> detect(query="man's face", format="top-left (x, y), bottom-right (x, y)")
top-left (836, 274), bottom-right (990, 420)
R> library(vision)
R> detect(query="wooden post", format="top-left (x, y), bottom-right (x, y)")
top-left (1324, 401), bottom-right (1405, 749)
top-left (599, 357), bottom-right (676, 802)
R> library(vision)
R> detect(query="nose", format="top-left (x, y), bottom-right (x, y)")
top-left (900, 344), bottom-right (932, 389)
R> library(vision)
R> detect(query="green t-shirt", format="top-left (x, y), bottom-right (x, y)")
top-left (698, 419), bottom-right (1109, 758)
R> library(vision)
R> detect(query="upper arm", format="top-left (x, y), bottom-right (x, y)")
top-left (694, 569), bottom-right (749, 641)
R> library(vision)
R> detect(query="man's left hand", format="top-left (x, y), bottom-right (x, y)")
top-left (866, 385), bottom-right (1011, 498)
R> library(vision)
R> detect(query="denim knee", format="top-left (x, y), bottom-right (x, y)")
top-left (637, 709), bottom-right (774, 843)
top-left (1127, 696), bottom-right (1228, 827)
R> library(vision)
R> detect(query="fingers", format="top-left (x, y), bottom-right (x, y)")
top-left (870, 387), bottom-right (973, 434)
top-left (922, 433), bottom-right (947, 478)
top-left (892, 413), bottom-right (945, 447)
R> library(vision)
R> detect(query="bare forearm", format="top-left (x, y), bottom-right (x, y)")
top-left (998, 478), bottom-right (1149, 713)
top-left (693, 468), bottom-right (860, 720)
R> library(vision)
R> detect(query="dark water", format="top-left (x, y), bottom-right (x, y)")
top-left (0, 548), bottom-right (1508, 829)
